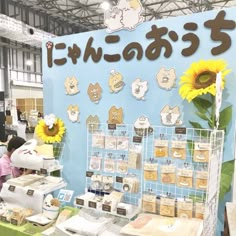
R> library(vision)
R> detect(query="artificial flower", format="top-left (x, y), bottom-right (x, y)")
top-left (35, 114), bottom-right (65, 143)
top-left (179, 59), bottom-right (230, 102)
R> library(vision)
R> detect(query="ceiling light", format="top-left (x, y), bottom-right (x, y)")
top-left (26, 60), bottom-right (33, 66)
top-left (100, 1), bottom-right (111, 10)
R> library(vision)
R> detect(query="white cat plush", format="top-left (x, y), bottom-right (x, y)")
top-left (43, 194), bottom-right (60, 220)
top-left (11, 139), bottom-right (43, 170)
top-left (131, 78), bottom-right (148, 100)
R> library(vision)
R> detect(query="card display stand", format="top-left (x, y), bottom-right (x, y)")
top-left (76, 124), bottom-right (224, 236)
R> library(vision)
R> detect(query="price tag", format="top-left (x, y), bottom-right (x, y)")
top-left (8, 185), bottom-right (15, 192)
top-left (11, 218), bottom-right (18, 226)
top-left (116, 176), bottom-right (123, 183)
top-left (27, 189), bottom-right (34, 196)
top-left (102, 204), bottom-right (111, 212)
top-left (1, 216), bottom-right (8, 223)
top-left (117, 208), bottom-right (127, 216)
top-left (133, 136), bottom-right (142, 143)
top-left (108, 124), bottom-right (116, 130)
top-left (86, 171), bottom-right (94, 178)
top-left (88, 201), bottom-right (97, 209)
top-left (175, 127), bottom-right (186, 134)
top-left (40, 168), bottom-right (47, 174)
top-left (76, 198), bottom-right (84, 206)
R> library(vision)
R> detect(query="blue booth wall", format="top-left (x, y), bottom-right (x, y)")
top-left (43, 7), bottom-right (236, 234)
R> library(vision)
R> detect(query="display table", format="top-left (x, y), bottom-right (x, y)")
top-left (0, 221), bottom-right (41, 236)
top-left (224, 202), bottom-right (236, 236)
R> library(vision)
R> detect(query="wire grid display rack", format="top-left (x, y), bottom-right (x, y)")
top-left (142, 126), bottom-right (224, 236)
top-left (86, 124), bottom-right (224, 235)
top-left (53, 142), bottom-right (65, 159)
top-left (86, 123), bottom-right (144, 208)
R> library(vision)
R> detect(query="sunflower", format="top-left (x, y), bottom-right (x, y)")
top-left (179, 59), bottom-right (230, 102)
top-left (35, 117), bottom-right (65, 143)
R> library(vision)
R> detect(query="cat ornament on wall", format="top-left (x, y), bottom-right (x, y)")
top-left (160, 105), bottom-right (182, 126)
top-left (104, 0), bottom-right (144, 33)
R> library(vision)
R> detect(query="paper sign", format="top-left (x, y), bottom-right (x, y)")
top-left (57, 189), bottom-right (74, 203)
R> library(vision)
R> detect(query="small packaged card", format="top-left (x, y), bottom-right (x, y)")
top-left (195, 171), bottom-right (208, 190)
top-left (176, 168), bottom-right (193, 188)
top-left (195, 202), bottom-right (205, 219)
top-left (142, 192), bottom-right (157, 213)
top-left (89, 156), bottom-right (102, 171)
top-left (171, 140), bottom-right (187, 160)
top-left (143, 162), bottom-right (158, 181)
top-left (116, 136), bottom-right (129, 151)
top-left (154, 139), bottom-right (169, 158)
top-left (103, 157), bottom-right (115, 173)
top-left (160, 196), bottom-right (175, 217)
top-left (92, 133), bottom-right (105, 149)
top-left (116, 159), bottom-right (128, 174)
top-left (161, 165), bottom-right (176, 184)
top-left (105, 135), bottom-right (117, 150)
top-left (193, 142), bottom-right (210, 163)
top-left (177, 198), bottom-right (193, 218)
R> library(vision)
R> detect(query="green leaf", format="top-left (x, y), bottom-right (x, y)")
top-left (208, 120), bottom-right (214, 129)
top-left (189, 121), bottom-right (210, 137)
top-left (219, 160), bottom-right (234, 200)
top-left (187, 139), bottom-right (194, 156)
top-left (219, 105), bottom-right (232, 129)
top-left (195, 111), bottom-right (210, 121)
top-left (192, 97), bottom-right (212, 113)
top-left (189, 121), bottom-right (204, 129)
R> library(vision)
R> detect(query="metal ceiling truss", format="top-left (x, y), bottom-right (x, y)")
top-left (2, 0), bottom-right (236, 33)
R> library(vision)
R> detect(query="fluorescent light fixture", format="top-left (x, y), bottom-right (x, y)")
top-left (100, 1), bottom-right (111, 10)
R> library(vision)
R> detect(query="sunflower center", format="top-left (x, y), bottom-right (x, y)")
top-left (44, 123), bottom-right (59, 136)
top-left (194, 71), bottom-right (216, 89)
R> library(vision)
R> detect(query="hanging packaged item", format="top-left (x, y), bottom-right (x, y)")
top-left (102, 176), bottom-right (114, 192)
top-left (160, 195), bottom-right (175, 217)
top-left (171, 140), bottom-right (187, 160)
top-left (92, 132), bottom-right (105, 149)
top-left (176, 167), bottom-right (193, 188)
top-left (103, 155), bottom-right (115, 173)
top-left (105, 135), bottom-right (117, 150)
top-left (90, 174), bottom-right (103, 190)
top-left (143, 161), bottom-right (158, 181)
top-left (128, 145), bottom-right (142, 169)
top-left (122, 175), bottom-right (139, 193)
top-left (154, 139), bottom-right (169, 158)
top-left (161, 164), bottom-right (176, 184)
top-left (195, 171), bottom-right (208, 190)
top-left (142, 191), bottom-right (157, 213)
top-left (177, 198), bottom-right (193, 218)
top-left (89, 156), bottom-right (102, 171)
top-left (116, 158), bottom-right (128, 174)
top-left (193, 142), bottom-right (210, 163)
top-left (116, 135), bottom-right (129, 151)
top-left (195, 202), bottom-right (205, 219)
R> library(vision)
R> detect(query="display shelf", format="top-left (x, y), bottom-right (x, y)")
top-left (74, 198), bottom-right (141, 220)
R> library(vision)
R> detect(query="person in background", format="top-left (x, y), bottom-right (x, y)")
top-left (0, 136), bottom-right (26, 190)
